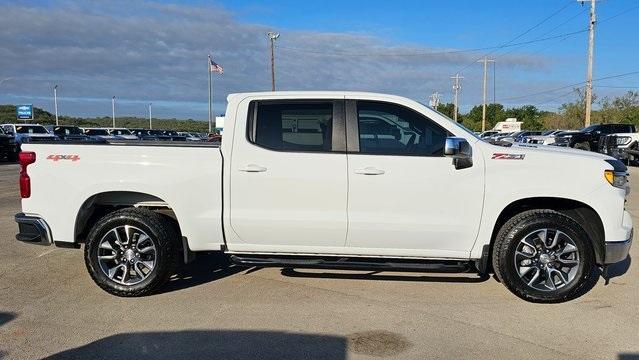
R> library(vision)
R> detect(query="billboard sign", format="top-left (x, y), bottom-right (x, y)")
top-left (16, 104), bottom-right (34, 120)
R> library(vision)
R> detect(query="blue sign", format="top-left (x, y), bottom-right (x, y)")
top-left (16, 104), bottom-right (34, 120)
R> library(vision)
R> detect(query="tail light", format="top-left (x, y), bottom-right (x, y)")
top-left (19, 151), bottom-right (36, 198)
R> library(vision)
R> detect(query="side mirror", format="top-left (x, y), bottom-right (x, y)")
top-left (444, 137), bottom-right (473, 170)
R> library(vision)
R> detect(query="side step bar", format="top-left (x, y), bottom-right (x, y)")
top-left (230, 254), bottom-right (473, 273)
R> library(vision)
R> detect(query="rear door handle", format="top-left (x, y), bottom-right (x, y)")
top-left (354, 167), bottom-right (385, 175)
top-left (239, 164), bottom-right (267, 172)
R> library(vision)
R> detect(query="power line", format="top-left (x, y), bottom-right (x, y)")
top-left (598, 3), bottom-right (639, 23)
top-left (275, 29), bottom-right (587, 58)
top-left (493, 7), bottom-right (587, 61)
top-left (455, 0), bottom-right (575, 73)
top-left (500, 70), bottom-right (639, 102)
top-left (534, 87), bottom-right (583, 106)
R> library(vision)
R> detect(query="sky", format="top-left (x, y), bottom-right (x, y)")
top-left (0, 0), bottom-right (637, 120)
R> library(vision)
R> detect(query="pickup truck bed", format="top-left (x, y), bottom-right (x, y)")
top-left (20, 142), bottom-right (224, 251)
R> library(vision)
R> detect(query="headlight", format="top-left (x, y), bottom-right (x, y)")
top-left (604, 170), bottom-right (628, 189)
top-left (616, 136), bottom-right (632, 145)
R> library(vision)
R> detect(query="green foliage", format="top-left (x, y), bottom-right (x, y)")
top-left (0, 105), bottom-right (209, 132)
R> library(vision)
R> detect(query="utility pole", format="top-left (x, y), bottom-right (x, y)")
top-left (478, 57), bottom-right (495, 132)
top-left (53, 85), bottom-right (59, 125)
top-left (111, 96), bottom-right (116, 128)
top-left (583, 0), bottom-right (597, 127)
top-left (148, 103), bottom-right (153, 129)
top-left (451, 73), bottom-right (463, 122)
top-left (267, 32), bottom-right (280, 91)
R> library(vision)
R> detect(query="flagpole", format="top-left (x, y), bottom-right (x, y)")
top-left (208, 54), bottom-right (212, 133)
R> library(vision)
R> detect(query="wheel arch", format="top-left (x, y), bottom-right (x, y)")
top-left (74, 191), bottom-right (181, 243)
top-left (489, 197), bottom-right (605, 266)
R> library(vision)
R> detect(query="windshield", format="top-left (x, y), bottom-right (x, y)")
top-left (581, 125), bottom-right (599, 133)
top-left (423, 104), bottom-right (480, 140)
top-left (85, 129), bottom-right (109, 136)
top-left (111, 129), bottom-right (132, 135)
top-left (16, 125), bottom-right (48, 134)
top-left (149, 130), bottom-right (165, 135)
top-left (53, 126), bottom-right (83, 135)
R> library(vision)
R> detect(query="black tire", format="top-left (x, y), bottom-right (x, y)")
top-left (492, 209), bottom-right (598, 303)
top-left (84, 208), bottom-right (179, 297)
top-left (573, 142), bottom-right (591, 151)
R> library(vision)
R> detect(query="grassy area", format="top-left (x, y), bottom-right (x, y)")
top-left (0, 105), bottom-right (210, 132)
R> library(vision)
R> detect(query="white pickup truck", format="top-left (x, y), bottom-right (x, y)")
top-left (15, 91), bottom-right (633, 303)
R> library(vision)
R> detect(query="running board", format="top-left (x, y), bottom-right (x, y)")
top-left (229, 255), bottom-right (473, 273)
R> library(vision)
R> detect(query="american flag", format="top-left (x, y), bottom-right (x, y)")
top-left (209, 57), bottom-right (224, 74)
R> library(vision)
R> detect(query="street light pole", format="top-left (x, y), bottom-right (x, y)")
top-left (111, 96), bottom-right (116, 128)
top-left (149, 103), bottom-right (153, 130)
top-left (478, 56), bottom-right (495, 132)
top-left (583, 0), bottom-right (597, 127)
top-left (267, 32), bottom-right (280, 91)
top-left (53, 85), bottom-right (59, 125)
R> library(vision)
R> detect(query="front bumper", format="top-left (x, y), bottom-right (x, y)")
top-left (604, 231), bottom-right (632, 264)
top-left (15, 213), bottom-right (52, 246)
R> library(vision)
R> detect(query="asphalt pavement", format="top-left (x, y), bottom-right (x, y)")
top-left (0, 161), bottom-right (637, 359)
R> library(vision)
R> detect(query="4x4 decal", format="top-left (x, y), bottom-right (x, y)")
top-left (492, 153), bottom-right (525, 160)
top-left (47, 154), bottom-right (80, 162)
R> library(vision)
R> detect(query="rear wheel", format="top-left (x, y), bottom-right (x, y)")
top-left (492, 209), bottom-right (597, 303)
top-left (84, 208), bottom-right (179, 297)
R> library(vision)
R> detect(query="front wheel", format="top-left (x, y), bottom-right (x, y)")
top-left (84, 208), bottom-right (179, 297)
top-left (492, 209), bottom-right (598, 303)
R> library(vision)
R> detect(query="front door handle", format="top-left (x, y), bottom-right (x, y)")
top-left (239, 164), bottom-right (267, 173)
top-left (354, 167), bottom-right (385, 175)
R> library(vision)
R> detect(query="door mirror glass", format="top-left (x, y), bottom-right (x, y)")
top-left (444, 137), bottom-right (472, 169)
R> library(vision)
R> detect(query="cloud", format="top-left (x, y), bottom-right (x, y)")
top-left (0, 1), bottom-right (552, 119)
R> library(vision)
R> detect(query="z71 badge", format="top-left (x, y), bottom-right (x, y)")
top-left (491, 153), bottom-right (525, 160)
top-left (47, 154), bottom-right (80, 162)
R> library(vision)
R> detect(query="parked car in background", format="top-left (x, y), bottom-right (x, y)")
top-left (207, 133), bottom-right (222, 142)
top-left (108, 128), bottom-right (138, 140)
top-left (1, 124), bottom-right (57, 146)
top-left (45, 125), bottom-right (91, 141)
top-left (478, 130), bottom-right (499, 138)
top-left (129, 129), bottom-right (158, 141)
top-left (177, 132), bottom-right (202, 141)
top-left (522, 130), bottom-right (566, 145)
top-left (82, 128), bottom-right (121, 141)
top-left (163, 130), bottom-right (187, 141)
top-left (0, 127), bottom-right (18, 162)
top-left (599, 132), bottom-right (639, 166)
top-left (553, 123), bottom-right (637, 151)
top-left (511, 131), bottom-right (543, 143)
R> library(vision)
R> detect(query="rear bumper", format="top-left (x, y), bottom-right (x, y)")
top-left (604, 231), bottom-right (632, 264)
top-left (15, 213), bottom-right (52, 246)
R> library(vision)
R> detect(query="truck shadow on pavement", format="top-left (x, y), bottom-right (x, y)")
top-left (45, 330), bottom-right (348, 360)
top-left (159, 252), bottom-right (246, 294)
top-left (0, 312), bottom-right (16, 327)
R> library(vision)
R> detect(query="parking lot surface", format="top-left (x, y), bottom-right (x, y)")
top-left (0, 162), bottom-right (637, 360)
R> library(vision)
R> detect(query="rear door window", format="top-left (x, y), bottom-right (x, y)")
top-left (250, 102), bottom-right (334, 152)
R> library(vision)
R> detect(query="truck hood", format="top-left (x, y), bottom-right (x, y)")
top-left (555, 131), bottom-right (582, 138)
top-left (485, 141), bottom-right (612, 161)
